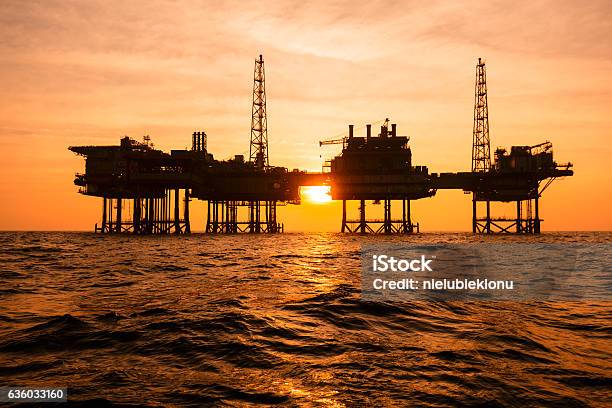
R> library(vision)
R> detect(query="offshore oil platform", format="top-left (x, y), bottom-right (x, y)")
top-left (70, 56), bottom-right (573, 234)
top-left (320, 121), bottom-right (433, 234)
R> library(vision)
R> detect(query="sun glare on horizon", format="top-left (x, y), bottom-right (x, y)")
top-left (300, 186), bottom-right (332, 204)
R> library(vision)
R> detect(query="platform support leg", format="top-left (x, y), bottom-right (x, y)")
top-left (516, 200), bottom-right (522, 233)
top-left (233, 201), bottom-right (238, 232)
top-left (221, 200), bottom-right (226, 233)
top-left (359, 200), bottom-right (366, 234)
top-left (116, 197), bottom-right (122, 233)
top-left (184, 190), bottom-right (191, 233)
top-left (383, 199), bottom-right (391, 234)
top-left (205, 201), bottom-right (211, 232)
top-left (225, 201), bottom-right (232, 233)
top-left (472, 195), bottom-right (477, 233)
top-left (147, 198), bottom-right (154, 234)
top-left (133, 197), bottom-right (141, 233)
top-left (403, 199), bottom-right (413, 233)
top-left (215, 201), bottom-right (219, 233)
top-left (101, 197), bottom-right (107, 233)
top-left (267, 201), bottom-right (277, 233)
top-left (249, 202), bottom-right (255, 233)
top-left (408, 200), bottom-right (413, 233)
top-left (486, 200), bottom-right (491, 233)
top-left (143, 198), bottom-right (148, 234)
top-left (402, 199), bottom-right (406, 232)
top-left (173, 189), bottom-right (180, 233)
top-left (214, 201), bottom-right (219, 233)
top-left (534, 196), bottom-right (540, 234)
top-left (341, 200), bottom-right (347, 232)
top-left (106, 199), bottom-right (111, 233)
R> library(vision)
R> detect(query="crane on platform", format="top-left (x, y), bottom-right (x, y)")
top-left (319, 137), bottom-right (347, 147)
top-left (527, 141), bottom-right (552, 155)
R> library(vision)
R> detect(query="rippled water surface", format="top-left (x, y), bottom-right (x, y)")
top-left (0, 232), bottom-right (610, 407)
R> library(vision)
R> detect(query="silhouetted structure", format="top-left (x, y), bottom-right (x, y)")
top-left (471, 58), bottom-right (493, 232)
top-left (69, 57), bottom-right (573, 234)
top-left (206, 54), bottom-right (281, 234)
top-left (472, 58), bottom-right (491, 173)
top-left (70, 134), bottom-right (300, 234)
top-left (70, 137), bottom-right (193, 234)
top-left (465, 58), bottom-right (572, 233)
top-left (321, 119), bottom-right (431, 233)
top-left (250, 55), bottom-right (269, 169)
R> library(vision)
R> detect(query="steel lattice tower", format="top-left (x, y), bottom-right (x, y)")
top-left (250, 54), bottom-right (268, 169)
top-left (472, 58), bottom-right (491, 172)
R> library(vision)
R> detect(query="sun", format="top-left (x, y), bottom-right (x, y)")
top-left (301, 186), bottom-right (332, 204)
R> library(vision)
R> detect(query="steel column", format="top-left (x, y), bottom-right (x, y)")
top-left (102, 197), bottom-right (107, 233)
top-left (116, 198), bottom-right (122, 233)
top-left (516, 200), bottom-right (522, 233)
top-left (184, 189), bottom-right (190, 233)
top-left (535, 196), bottom-right (540, 233)
top-left (341, 200), bottom-right (347, 233)
top-left (359, 200), bottom-right (366, 234)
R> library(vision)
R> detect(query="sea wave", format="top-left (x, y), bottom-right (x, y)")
top-left (0, 232), bottom-right (610, 406)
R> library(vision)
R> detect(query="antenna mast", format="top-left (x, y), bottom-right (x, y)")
top-left (250, 54), bottom-right (268, 169)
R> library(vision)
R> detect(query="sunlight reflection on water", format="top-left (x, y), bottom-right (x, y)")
top-left (0, 232), bottom-right (609, 406)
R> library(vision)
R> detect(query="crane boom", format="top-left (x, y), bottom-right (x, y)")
top-left (528, 141), bottom-right (552, 154)
top-left (319, 137), bottom-right (347, 147)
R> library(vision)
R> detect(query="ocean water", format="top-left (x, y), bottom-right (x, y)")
top-left (0, 232), bottom-right (610, 407)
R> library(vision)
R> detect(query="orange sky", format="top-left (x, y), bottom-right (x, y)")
top-left (0, 0), bottom-right (610, 231)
